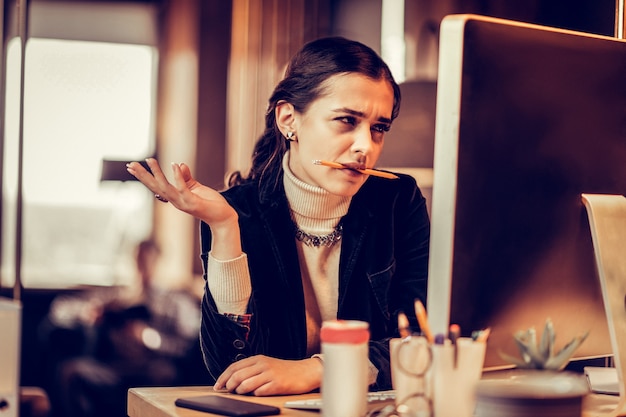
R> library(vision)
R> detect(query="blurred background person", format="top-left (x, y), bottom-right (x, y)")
top-left (40, 238), bottom-right (203, 417)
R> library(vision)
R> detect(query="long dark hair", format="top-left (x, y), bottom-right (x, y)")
top-left (227, 36), bottom-right (401, 198)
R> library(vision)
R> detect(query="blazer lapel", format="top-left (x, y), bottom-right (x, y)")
top-left (338, 202), bottom-right (375, 309)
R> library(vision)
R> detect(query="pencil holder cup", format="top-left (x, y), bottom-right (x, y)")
top-left (390, 336), bottom-right (433, 414)
top-left (431, 337), bottom-right (486, 417)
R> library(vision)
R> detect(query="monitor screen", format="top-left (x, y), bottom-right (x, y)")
top-left (427, 14), bottom-right (626, 370)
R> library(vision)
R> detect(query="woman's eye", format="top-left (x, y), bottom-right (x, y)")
top-left (372, 124), bottom-right (391, 133)
top-left (337, 116), bottom-right (357, 126)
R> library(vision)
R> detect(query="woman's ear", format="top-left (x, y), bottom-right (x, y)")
top-left (275, 100), bottom-right (296, 136)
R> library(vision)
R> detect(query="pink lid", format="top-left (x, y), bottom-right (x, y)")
top-left (320, 320), bottom-right (370, 344)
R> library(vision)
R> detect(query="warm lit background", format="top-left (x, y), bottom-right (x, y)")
top-left (0, 0), bottom-right (618, 394)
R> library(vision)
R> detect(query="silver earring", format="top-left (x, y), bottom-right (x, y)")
top-left (286, 131), bottom-right (296, 141)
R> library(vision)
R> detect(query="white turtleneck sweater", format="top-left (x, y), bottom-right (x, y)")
top-left (282, 153), bottom-right (351, 354)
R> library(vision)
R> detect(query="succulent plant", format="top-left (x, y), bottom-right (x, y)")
top-left (499, 318), bottom-right (589, 371)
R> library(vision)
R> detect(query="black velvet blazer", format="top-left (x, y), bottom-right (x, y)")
top-left (199, 172), bottom-right (430, 390)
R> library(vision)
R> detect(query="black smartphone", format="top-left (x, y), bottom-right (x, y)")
top-left (174, 395), bottom-right (281, 417)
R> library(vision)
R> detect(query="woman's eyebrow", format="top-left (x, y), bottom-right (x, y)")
top-left (331, 107), bottom-right (392, 124)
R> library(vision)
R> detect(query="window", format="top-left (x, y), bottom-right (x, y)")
top-left (1, 1), bottom-right (159, 288)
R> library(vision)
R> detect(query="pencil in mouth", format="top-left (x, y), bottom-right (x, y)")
top-left (312, 160), bottom-right (398, 180)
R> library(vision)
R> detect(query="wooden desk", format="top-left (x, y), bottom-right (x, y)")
top-left (128, 386), bottom-right (328, 417)
top-left (583, 394), bottom-right (623, 417)
top-left (128, 386), bottom-right (623, 417)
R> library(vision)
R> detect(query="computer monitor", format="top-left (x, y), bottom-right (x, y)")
top-left (427, 14), bottom-right (626, 370)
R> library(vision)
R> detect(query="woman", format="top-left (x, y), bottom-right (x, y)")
top-left (126, 36), bottom-right (430, 396)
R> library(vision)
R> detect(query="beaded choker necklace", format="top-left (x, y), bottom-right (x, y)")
top-left (294, 223), bottom-right (343, 247)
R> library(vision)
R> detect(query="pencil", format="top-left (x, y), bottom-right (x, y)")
top-left (313, 160), bottom-right (399, 180)
top-left (449, 323), bottom-right (460, 368)
top-left (398, 311), bottom-right (410, 338)
top-left (475, 327), bottom-right (491, 343)
top-left (413, 299), bottom-right (434, 343)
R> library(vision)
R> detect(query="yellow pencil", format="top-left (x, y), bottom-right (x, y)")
top-left (413, 299), bottom-right (434, 343)
top-left (475, 327), bottom-right (491, 343)
top-left (398, 311), bottom-right (410, 338)
top-left (313, 160), bottom-right (399, 179)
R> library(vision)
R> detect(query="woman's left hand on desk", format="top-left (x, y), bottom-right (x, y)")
top-left (214, 355), bottom-right (323, 396)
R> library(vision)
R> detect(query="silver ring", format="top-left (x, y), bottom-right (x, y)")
top-left (154, 194), bottom-right (168, 203)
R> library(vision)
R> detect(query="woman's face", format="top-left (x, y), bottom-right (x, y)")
top-left (284, 72), bottom-right (395, 197)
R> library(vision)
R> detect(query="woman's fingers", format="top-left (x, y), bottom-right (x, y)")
top-left (214, 356), bottom-right (322, 396)
top-left (178, 162), bottom-right (193, 182)
top-left (126, 161), bottom-right (151, 182)
top-left (127, 158), bottom-right (178, 199)
top-left (215, 358), bottom-right (266, 394)
top-left (170, 162), bottom-right (187, 190)
top-left (128, 159), bottom-right (232, 222)
top-left (126, 161), bottom-right (160, 193)
top-left (144, 158), bottom-right (172, 190)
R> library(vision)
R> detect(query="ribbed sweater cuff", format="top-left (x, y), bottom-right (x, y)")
top-left (206, 252), bottom-right (252, 315)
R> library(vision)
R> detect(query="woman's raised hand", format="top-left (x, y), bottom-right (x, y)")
top-left (126, 158), bottom-right (242, 259)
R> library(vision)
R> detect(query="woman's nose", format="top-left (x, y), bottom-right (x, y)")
top-left (351, 128), bottom-right (374, 162)
top-left (354, 149), bottom-right (366, 164)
